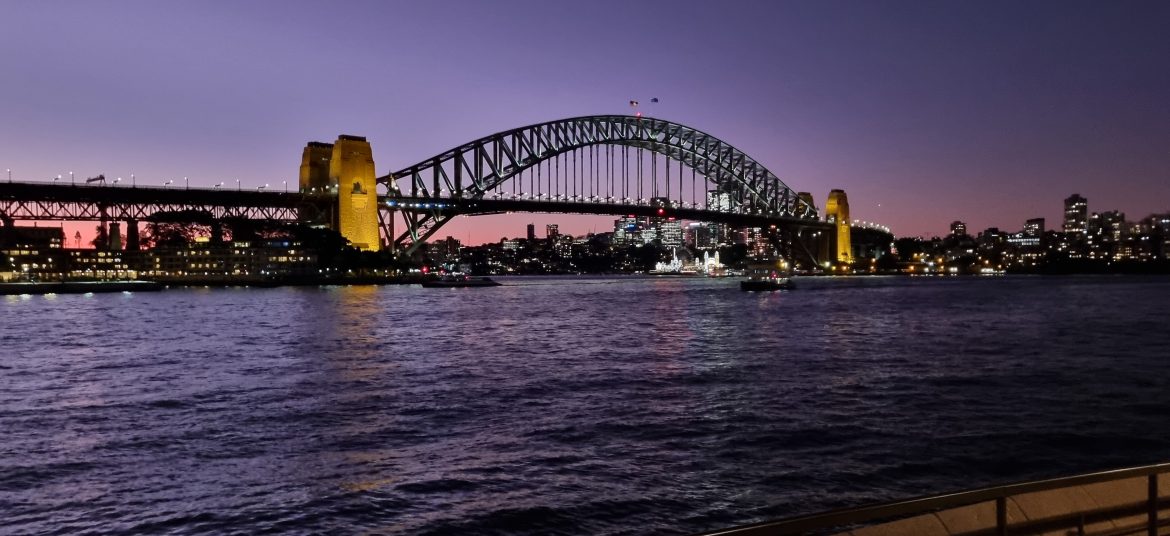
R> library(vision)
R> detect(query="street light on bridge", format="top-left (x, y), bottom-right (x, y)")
top-left (6, 169), bottom-right (10, 183)
top-left (131, 174), bottom-right (135, 188)
top-left (282, 180), bottom-right (287, 193)
top-left (114, 177), bottom-right (122, 186)
top-left (214, 182), bottom-right (224, 189)
top-left (257, 183), bottom-right (268, 192)
top-left (184, 176), bottom-right (188, 189)
top-left (70, 171), bottom-right (74, 185)
top-left (164, 180), bottom-right (174, 188)
top-left (54, 174), bottom-right (61, 184)
top-left (236, 178), bottom-right (240, 191)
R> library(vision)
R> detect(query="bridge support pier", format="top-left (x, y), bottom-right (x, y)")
top-left (378, 206), bottom-right (395, 254)
top-left (125, 219), bottom-right (139, 251)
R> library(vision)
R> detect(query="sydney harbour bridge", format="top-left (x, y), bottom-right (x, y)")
top-left (0, 115), bottom-right (854, 261)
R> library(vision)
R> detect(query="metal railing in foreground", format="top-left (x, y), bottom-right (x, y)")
top-left (699, 462), bottom-right (1170, 536)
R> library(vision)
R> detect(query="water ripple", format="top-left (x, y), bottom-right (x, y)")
top-left (2, 276), bottom-right (1170, 534)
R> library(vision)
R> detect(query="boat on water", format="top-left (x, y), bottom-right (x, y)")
top-left (739, 261), bottom-right (794, 291)
top-left (420, 274), bottom-right (501, 288)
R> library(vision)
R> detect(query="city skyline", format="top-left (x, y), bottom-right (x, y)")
top-left (2, 0), bottom-right (1168, 244)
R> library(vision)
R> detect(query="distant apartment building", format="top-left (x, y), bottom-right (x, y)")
top-left (1063, 194), bottom-right (1088, 234)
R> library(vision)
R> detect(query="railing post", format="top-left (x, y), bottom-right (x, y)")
top-left (1149, 473), bottom-right (1158, 536)
top-left (997, 496), bottom-right (1007, 536)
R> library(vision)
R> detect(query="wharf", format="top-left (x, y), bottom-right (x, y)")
top-left (0, 280), bottom-right (163, 295)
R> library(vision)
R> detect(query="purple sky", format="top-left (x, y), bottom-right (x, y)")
top-left (2, 0), bottom-right (1168, 243)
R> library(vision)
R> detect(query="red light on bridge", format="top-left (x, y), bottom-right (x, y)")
top-left (657, 208), bottom-right (665, 216)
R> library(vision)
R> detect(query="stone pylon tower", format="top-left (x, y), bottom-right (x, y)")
top-left (825, 189), bottom-right (852, 264)
top-left (299, 141), bottom-right (333, 193)
top-left (330, 135), bottom-right (381, 251)
top-left (298, 135), bottom-right (382, 251)
top-left (299, 141), bottom-right (334, 227)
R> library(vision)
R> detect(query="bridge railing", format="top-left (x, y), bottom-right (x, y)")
top-left (698, 462), bottom-right (1170, 536)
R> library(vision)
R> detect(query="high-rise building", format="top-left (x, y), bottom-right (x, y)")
top-left (742, 227), bottom-right (770, 256)
top-left (546, 224), bottom-right (559, 241)
top-left (526, 223), bottom-right (536, 241)
top-left (1064, 194), bottom-right (1088, 234)
top-left (706, 190), bottom-right (733, 212)
top-left (635, 198), bottom-right (683, 248)
top-left (950, 221), bottom-right (968, 237)
top-left (1024, 218), bottom-right (1045, 237)
top-left (658, 219), bottom-right (684, 248)
top-left (612, 216), bottom-right (642, 247)
top-left (824, 189), bottom-right (852, 264)
top-left (684, 222), bottom-right (722, 249)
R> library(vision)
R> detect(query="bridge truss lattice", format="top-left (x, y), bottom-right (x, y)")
top-left (380, 115), bottom-right (819, 252)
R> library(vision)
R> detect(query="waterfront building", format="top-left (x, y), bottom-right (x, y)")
top-left (68, 249), bottom-right (136, 280)
top-left (950, 220), bottom-right (967, 237)
top-left (141, 240), bottom-right (316, 280)
top-left (546, 224), bottom-right (559, 241)
top-left (526, 223), bottom-right (536, 241)
top-left (1, 225), bottom-right (64, 249)
top-left (1, 226), bottom-right (66, 281)
top-left (700, 250), bottom-right (725, 275)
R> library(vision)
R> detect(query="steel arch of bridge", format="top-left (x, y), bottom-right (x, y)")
top-left (379, 115), bottom-right (818, 251)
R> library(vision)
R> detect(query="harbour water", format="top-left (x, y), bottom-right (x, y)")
top-left (3, 276), bottom-right (1170, 535)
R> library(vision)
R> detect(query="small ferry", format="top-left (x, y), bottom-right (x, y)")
top-left (420, 273), bottom-right (501, 288)
top-left (739, 261), bottom-right (794, 292)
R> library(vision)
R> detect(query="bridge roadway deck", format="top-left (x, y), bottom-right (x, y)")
top-left (0, 181), bottom-right (322, 221)
top-left (0, 182), bottom-right (830, 231)
top-left (390, 196), bottom-right (832, 230)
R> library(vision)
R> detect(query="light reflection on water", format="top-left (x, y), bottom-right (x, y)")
top-left (2, 276), bottom-right (1170, 535)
